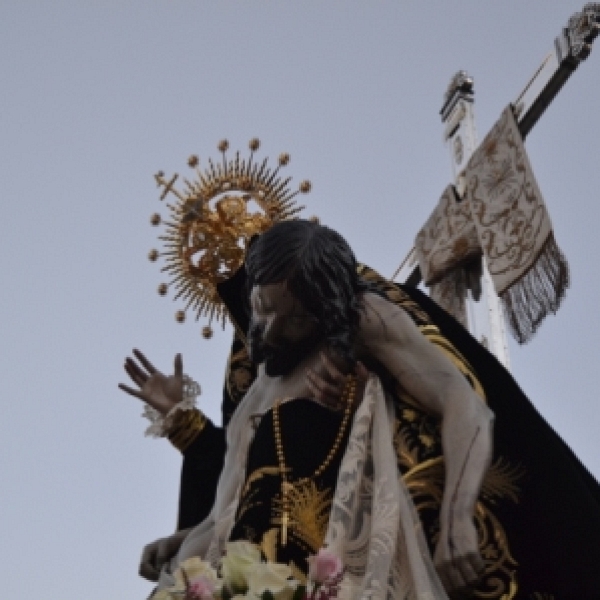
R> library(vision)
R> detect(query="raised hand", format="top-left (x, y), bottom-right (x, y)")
top-left (305, 352), bottom-right (369, 411)
top-left (119, 349), bottom-right (184, 416)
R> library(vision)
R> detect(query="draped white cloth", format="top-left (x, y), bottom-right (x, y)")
top-left (324, 376), bottom-right (447, 600)
top-left (158, 376), bottom-right (447, 600)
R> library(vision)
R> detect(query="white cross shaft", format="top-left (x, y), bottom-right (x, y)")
top-left (441, 75), bottom-right (510, 368)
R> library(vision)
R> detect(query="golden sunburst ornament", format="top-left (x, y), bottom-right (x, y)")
top-left (149, 138), bottom-right (311, 336)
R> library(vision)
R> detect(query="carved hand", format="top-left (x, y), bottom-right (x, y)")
top-left (305, 352), bottom-right (369, 411)
top-left (119, 349), bottom-right (184, 415)
top-left (139, 528), bottom-right (191, 581)
top-left (434, 514), bottom-right (484, 599)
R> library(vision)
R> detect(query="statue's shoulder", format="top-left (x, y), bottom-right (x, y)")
top-left (357, 291), bottom-right (414, 348)
top-left (357, 263), bottom-right (433, 327)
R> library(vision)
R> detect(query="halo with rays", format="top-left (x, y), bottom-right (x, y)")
top-left (149, 138), bottom-right (312, 337)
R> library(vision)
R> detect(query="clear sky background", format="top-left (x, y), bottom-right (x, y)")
top-left (1, 2), bottom-right (599, 597)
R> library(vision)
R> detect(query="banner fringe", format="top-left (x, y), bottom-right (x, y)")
top-left (500, 233), bottom-right (569, 344)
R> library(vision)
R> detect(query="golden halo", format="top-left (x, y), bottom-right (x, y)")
top-left (149, 139), bottom-right (311, 331)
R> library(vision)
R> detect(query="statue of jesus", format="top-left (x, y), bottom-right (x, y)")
top-left (122, 219), bottom-right (493, 598)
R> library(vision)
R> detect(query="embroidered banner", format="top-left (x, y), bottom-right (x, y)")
top-left (416, 106), bottom-right (569, 343)
top-left (464, 105), bottom-right (569, 343)
top-left (414, 185), bottom-right (480, 285)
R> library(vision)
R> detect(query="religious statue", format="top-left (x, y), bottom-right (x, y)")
top-left (123, 219), bottom-right (494, 598)
top-left (121, 141), bottom-right (600, 599)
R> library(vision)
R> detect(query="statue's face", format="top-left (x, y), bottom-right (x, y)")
top-left (248, 282), bottom-right (320, 376)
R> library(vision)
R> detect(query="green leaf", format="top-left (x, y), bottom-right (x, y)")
top-left (292, 585), bottom-right (307, 600)
top-left (221, 587), bottom-right (232, 600)
top-left (230, 584), bottom-right (247, 596)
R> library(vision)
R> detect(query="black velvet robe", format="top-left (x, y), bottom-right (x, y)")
top-left (229, 399), bottom-right (349, 575)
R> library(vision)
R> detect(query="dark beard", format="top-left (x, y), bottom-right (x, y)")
top-left (248, 323), bottom-right (323, 377)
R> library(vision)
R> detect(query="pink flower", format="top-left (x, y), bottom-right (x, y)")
top-left (187, 575), bottom-right (215, 600)
top-left (307, 548), bottom-right (343, 584)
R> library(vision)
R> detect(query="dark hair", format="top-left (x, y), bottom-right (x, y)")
top-left (245, 220), bottom-right (370, 364)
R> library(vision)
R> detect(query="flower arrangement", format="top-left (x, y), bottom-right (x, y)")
top-left (151, 542), bottom-right (343, 600)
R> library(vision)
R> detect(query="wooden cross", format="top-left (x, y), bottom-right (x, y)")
top-left (392, 3), bottom-right (600, 369)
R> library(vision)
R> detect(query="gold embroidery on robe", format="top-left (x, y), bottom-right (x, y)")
top-left (167, 408), bottom-right (207, 452)
top-left (272, 480), bottom-right (333, 553)
top-left (240, 466), bottom-right (282, 500)
top-left (259, 528), bottom-right (279, 563)
top-left (225, 339), bottom-right (255, 407)
top-left (235, 466), bottom-right (282, 523)
top-left (235, 487), bottom-right (261, 524)
top-left (481, 458), bottom-right (525, 506)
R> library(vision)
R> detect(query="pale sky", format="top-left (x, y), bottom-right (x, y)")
top-left (1, 2), bottom-right (599, 597)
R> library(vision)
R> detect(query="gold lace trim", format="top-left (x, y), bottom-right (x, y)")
top-left (167, 408), bottom-right (207, 452)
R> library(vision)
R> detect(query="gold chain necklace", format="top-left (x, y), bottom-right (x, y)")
top-left (272, 376), bottom-right (357, 546)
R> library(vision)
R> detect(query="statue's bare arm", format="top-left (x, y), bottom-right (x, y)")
top-left (358, 292), bottom-right (493, 596)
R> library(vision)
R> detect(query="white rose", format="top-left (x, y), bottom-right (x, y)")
top-left (221, 541), bottom-right (262, 591)
top-left (173, 556), bottom-right (218, 590)
top-left (246, 562), bottom-right (295, 600)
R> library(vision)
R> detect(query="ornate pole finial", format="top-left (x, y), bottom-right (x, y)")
top-left (565, 3), bottom-right (600, 62)
top-left (444, 70), bottom-right (474, 104)
top-left (441, 71), bottom-right (475, 121)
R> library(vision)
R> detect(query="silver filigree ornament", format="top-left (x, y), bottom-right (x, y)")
top-left (444, 71), bottom-right (474, 104)
top-left (566, 3), bottom-right (600, 62)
